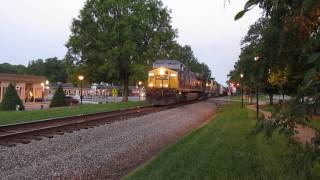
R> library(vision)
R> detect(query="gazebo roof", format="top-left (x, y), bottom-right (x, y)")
top-left (0, 73), bottom-right (46, 83)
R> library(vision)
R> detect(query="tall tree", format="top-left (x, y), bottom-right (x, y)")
top-left (233, 0), bottom-right (320, 176)
top-left (28, 57), bottom-right (68, 83)
top-left (66, 0), bottom-right (176, 101)
top-left (168, 43), bottom-right (212, 81)
top-left (0, 63), bottom-right (27, 74)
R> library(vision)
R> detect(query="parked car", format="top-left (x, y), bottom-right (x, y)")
top-left (66, 96), bottom-right (79, 106)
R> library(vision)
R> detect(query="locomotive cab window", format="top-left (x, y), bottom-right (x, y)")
top-left (148, 67), bottom-right (179, 89)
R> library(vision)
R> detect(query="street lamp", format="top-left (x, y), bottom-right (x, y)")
top-left (78, 75), bottom-right (84, 104)
top-left (240, 73), bottom-right (244, 108)
top-left (138, 81), bottom-right (142, 101)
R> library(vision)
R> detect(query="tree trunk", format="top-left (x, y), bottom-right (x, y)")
top-left (314, 98), bottom-right (319, 115)
top-left (269, 93), bottom-right (273, 105)
top-left (249, 88), bottom-right (253, 104)
top-left (122, 76), bottom-right (129, 102)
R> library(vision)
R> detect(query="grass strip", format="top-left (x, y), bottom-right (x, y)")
top-left (126, 102), bottom-right (320, 179)
top-left (0, 101), bottom-right (148, 125)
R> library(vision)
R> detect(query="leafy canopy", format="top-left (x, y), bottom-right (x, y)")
top-left (66, 0), bottom-right (177, 101)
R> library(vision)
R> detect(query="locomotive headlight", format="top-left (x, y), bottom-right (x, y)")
top-left (159, 67), bottom-right (165, 75)
top-left (170, 73), bottom-right (177, 77)
top-left (149, 83), bottom-right (154, 87)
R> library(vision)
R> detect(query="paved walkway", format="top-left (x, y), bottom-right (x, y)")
top-left (24, 102), bottom-right (50, 110)
top-left (247, 105), bottom-right (317, 145)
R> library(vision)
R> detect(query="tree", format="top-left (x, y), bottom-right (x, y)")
top-left (233, 0), bottom-right (320, 176)
top-left (49, 86), bottom-right (67, 108)
top-left (0, 63), bottom-right (27, 74)
top-left (0, 84), bottom-right (24, 111)
top-left (66, 0), bottom-right (176, 102)
top-left (167, 43), bottom-right (212, 83)
top-left (28, 57), bottom-right (68, 82)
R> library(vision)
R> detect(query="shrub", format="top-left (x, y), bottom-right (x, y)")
top-left (50, 86), bottom-right (67, 108)
top-left (0, 84), bottom-right (25, 111)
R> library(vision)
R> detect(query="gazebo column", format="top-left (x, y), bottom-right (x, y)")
top-left (32, 84), bottom-right (36, 102)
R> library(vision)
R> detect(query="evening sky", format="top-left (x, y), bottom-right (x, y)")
top-left (0, 0), bottom-right (261, 85)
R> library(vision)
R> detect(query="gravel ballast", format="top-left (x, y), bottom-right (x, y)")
top-left (0, 101), bottom-right (217, 180)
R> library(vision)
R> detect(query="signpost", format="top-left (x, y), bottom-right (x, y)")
top-left (112, 88), bottom-right (118, 103)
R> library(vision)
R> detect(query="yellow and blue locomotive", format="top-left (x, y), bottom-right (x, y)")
top-left (146, 60), bottom-right (206, 105)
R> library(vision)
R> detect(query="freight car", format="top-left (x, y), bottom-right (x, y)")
top-left (146, 60), bottom-right (209, 105)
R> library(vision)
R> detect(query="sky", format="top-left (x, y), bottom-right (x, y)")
top-left (0, 0), bottom-right (261, 85)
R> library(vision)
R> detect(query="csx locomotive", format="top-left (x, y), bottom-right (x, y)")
top-left (146, 60), bottom-right (224, 105)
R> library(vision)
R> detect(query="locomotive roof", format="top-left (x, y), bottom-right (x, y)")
top-left (153, 60), bottom-right (185, 71)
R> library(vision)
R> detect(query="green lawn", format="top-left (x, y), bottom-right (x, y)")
top-left (0, 101), bottom-right (148, 126)
top-left (126, 103), bottom-right (320, 180)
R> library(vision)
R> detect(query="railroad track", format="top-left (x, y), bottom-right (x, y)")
top-left (0, 101), bottom-right (199, 147)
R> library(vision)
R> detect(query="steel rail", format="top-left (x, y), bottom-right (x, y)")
top-left (0, 100), bottom-right (199, 147)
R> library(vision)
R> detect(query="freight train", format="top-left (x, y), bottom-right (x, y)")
top-left (146, 60), bottom-right (225, 105)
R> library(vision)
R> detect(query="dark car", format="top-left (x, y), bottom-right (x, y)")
top-left (66, 96), bottom-right (79, 106)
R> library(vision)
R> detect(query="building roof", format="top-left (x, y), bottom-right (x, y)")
top-left (0, 73), bottom-right (46, 83)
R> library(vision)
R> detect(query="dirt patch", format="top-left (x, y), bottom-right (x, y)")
top-left (246, 105), bottom-right (317, 145)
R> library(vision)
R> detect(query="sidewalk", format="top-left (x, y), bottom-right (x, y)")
top-left (247, 104), bottom-right (317, 145)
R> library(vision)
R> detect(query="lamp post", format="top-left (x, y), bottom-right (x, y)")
top-left (240, 73), bottom-right (244, 108)
top-left (78, 75), bottom-right (84, 104)
top-left (254, 56), bottom-right (260, 119)
top-left (138, 81), bottom-right (142, 101)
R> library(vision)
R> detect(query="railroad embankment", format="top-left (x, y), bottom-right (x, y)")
top-left (0, 101), bottom-right (217, 180)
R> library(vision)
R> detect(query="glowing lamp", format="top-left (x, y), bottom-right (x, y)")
top-left (170, 73), bottom-right (177, 77)
top-left (78, 75), bottom-right (84, 81)
top-left (159, 67), bottom-right (165, 75)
